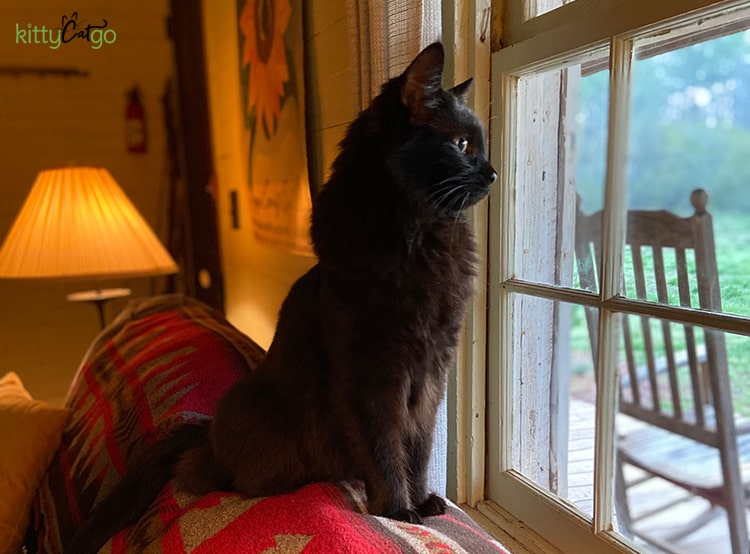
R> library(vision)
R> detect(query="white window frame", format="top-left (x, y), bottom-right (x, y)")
top-left (445, 0), bottom-right (750, 552)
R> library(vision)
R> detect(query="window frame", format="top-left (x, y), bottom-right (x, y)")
top-left (445, 0), bottom-right (750, 552)
top-left (441, 0), bottom-right (494, 509)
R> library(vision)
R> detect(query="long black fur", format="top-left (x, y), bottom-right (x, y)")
top-left (66, 42), bottom-right (496, 554)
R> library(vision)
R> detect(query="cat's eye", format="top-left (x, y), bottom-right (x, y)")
top-left (452, 137), bottom-right (469, 153)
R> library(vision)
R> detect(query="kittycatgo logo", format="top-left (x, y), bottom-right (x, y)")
top-left (15, 12), bottom-right (116, 50)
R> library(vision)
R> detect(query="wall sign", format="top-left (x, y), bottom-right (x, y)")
top-left (237, 0), bottom-right (313, 256)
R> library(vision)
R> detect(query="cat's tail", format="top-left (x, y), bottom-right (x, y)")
top-left (64, 421), bottom-right (210, 554)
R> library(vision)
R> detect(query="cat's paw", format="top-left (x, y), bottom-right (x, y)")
top-left (389, 507), bottom-right (424, 525)
top-left (416, 493), bottom-right (447, 518)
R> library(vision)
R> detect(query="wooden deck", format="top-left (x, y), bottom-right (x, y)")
top-left (567, 399), bottom-right (747, 553)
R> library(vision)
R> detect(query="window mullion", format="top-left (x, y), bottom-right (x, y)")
top-left (487, 69), bottom-right (518, 482)
top-left (593, 36), bottom-right (634, 535)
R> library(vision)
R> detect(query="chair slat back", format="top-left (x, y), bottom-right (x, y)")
top-left (574, 189), bottom-right (731, 446)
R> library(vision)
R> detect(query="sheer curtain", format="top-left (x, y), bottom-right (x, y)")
top-left (344, 0), bottom-right (447, 496)
top-left (345, 0), bottom-right (442, 109)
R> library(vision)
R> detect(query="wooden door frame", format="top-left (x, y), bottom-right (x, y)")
top-left (168, 0), bottom-right (225, 311)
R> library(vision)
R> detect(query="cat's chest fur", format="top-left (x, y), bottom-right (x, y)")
top-left (324, 214), bottom-right (474, 321)
top-left (396, 221), bottom-right (476, 335)
top-left (317, 214), bottom-right (476, 401)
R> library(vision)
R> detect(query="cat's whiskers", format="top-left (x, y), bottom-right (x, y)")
top-left (405, 185), bottom-right (456, 252)
top-left (419, 184), bottom-right (464, 224)
top-left (409, 180), bottom-right (475, 272)
top-left (423, 176), bottom-right (466, 210)
top-left (443, 191), bottom-right (472, 276)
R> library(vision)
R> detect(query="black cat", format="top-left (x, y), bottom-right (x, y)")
top-left (66, 41), bottom-right (496, 554)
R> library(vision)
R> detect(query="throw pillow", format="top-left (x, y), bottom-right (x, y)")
top-left (0, 372), bottom-right (69, 553)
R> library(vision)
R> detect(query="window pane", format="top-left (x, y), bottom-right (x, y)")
top-left (525, 0), bottom-right (577, 20)
top-left (509, 290), bottom-right (750, 550)
top-left (624, 31), bottom-right (750, 317)
top-left (614, 316), bottom-right (750, 553)
top-left (514, 59), bottom-right (609, 291)
top-left (510, 293), bottom-right (602, 519)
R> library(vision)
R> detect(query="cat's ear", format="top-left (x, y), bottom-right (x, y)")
top-left (401, 42), bottom-right (445, 119)
top-left (450, 78), bottom-right (473, 103)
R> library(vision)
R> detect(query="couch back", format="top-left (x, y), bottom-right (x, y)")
top-left (27, 294), bottom-right (266, 552)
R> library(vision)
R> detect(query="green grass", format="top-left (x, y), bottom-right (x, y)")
top-left (714, 213), bottom-right (750, 414)
top-left (714, 211), bottom-right (750, 316)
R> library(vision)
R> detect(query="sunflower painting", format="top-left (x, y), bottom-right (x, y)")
top-left (237, 0), bottom-right (313, 256)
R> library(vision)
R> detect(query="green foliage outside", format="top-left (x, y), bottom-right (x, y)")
top-left (576, 31), bottom-right (750, 216)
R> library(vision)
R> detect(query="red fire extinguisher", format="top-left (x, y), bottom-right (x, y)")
top-left (126, 87), bottom-right (147, 153)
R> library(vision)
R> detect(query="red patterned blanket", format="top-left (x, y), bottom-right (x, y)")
top-left (27, 294), bottom-right (507, 553)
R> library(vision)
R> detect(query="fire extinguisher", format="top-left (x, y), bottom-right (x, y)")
top-left (126, 87), bottom-right (147, 153)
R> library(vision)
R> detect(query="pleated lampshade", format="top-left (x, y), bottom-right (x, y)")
top-left (0, 167), bottom-right (178, 279)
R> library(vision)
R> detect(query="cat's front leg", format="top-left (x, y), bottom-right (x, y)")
top-left (324, 317), bottom-right (420, 520)
top-left (360, 422), bottom-right (415, 520)
top-left (365, 418), bottom-right (443, 523)
top-left (405, 427), bottom-right (447, 519)
top-left (341, 384), bottom-right (416, 521)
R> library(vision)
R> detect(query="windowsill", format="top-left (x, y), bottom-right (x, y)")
top-left (461, 501), bottom-right (563, 554)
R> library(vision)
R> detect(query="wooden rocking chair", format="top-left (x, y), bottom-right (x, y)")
top-left (574, 189), bottom-right (750, 553)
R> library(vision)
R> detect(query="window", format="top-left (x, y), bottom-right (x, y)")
top-left (473, 1), bottom-right (750, 552)
top-left (524, 0), bottom-right (577, 21)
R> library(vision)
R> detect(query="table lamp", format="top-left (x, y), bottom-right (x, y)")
top-left (0, 166), bottom-right (178, 328)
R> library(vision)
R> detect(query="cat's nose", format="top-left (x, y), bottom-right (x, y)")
top-left (487, 167), bottom-right (497, 184)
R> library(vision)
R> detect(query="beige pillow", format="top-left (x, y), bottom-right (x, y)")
top-left (0, 372), bottom-right (69, 553)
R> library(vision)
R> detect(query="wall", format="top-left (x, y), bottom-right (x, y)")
top-left (0, 1), bottom-right (174, 403)
top-left (202, 0), bottom-right (355, 348)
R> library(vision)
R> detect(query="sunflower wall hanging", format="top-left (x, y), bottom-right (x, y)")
top-left (237, 0), bottom-right (313, 256)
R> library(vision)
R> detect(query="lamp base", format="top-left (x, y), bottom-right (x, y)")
top-left (66, 288), bottom-right (132, 329)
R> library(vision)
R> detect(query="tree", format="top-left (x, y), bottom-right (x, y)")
top-left (575, 30), bottom-right (750, 215)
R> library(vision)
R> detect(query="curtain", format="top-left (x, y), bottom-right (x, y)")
top-left (345, 0), bottom-right (442, 109)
